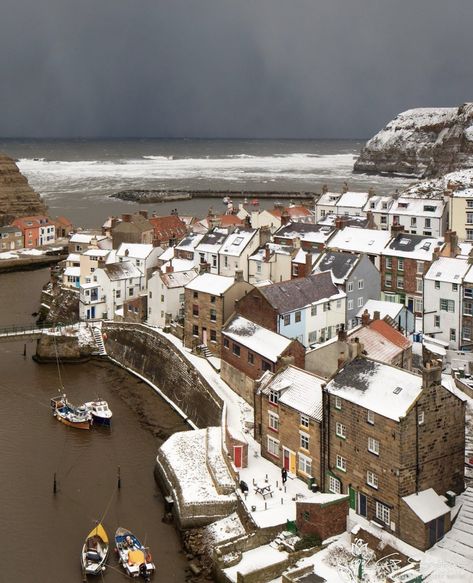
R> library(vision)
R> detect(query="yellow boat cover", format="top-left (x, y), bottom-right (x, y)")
top-left (128, 549), bottom-right (145, 565)
top-left (88, 523), bottom-right (109, 544)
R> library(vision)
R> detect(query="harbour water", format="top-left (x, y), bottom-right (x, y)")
top-left (0, 269), bottom-right (190, 582)
top-left (0, 138), bottom-right (411, 227)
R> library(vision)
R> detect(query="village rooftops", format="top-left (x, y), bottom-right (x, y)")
top-left (317, 214), bottom-right (370, 229)
top-left (390, 197), bottom-right (445, 218)
top-left (424, 256), bottom-right (470, 283)
top-left (362, 194), bottom-right (394, 212)
top-left (260, 365), bottom-right (324, 420)
top-left (317, 192), bottom-right (341, 206)
top-left (349, 321), bottom-right (411, 362)
top-left (175, 232), bottom-right (205, 252)
top-left (326, 358), bottom-right (422, 422)
top-left (258, 271), bottom-right (344, 313)
top-left (249, 243), bottom-right (293, 262)
top-left (103, 261), bottom-right (143, 281)
top-left (383, 233), bottom-right (445, 261)
top-left (222, 315), bottom-right (293, 363)
top-left (274, 222), bottom-right (334, 244)
top-left (0, 226), bottom-right (22, 234)
top-left (160, 258), bottom-right (195, 273)
top-left (268, 205), bottom-right (314, 220)
top-left (195, 228), bottom-right (229, 253)
top-left (327, 227), bottom-right (391, 255)
top-left (69, 233), bottom-right (107, 244)
top-left (66, 253), bottom-right (80, 262)
top-left (335, 191), bottom-right (370, 209)
top-left (116, 243), bottom-right (156, 259)
top-left (185, 273), bottom-right (236, 295)
top-left (356, 299), bottom-right (405, 321)
top-left (402, 489), bottom-right (450, 523)
top-left (313, 251), bottom-right (359, 283)
top-left (82, 248), bottom-right (110, 258)
top-left (64, 266), bottom-right (80, 277)
top-left (160, 269), bottom-right (198, 289)
top-left (220, 228), bottom-right (257, 257)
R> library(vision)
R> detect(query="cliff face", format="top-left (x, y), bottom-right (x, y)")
top-left (0, 153), bottom-right (47, 225)
top-left (354, 103), bottom-right (473, 178)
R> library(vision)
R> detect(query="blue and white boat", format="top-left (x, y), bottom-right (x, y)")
top-left (84, 399), bottom-right (112, 427)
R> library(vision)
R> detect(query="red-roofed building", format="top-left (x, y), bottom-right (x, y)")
top-left (269, 205), bottom-right (314, 224)
top-left (149, 215), bottom-right (188, 248)
top-left (53, 216), bottom-right (74, 239)
top-left (11, 215), bottom-right (55, 248)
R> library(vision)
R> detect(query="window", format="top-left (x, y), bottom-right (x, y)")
top-left (465, 302), bottom-right (473, 316)
top-left (434, 315), bottom-right (440, 327)
top-left (464, 325), bottom-right (471, 340)
top-left (262, 360), bottom-right (272, 372)
top-left (160, 294), bottom-right (164, 302)
top-left (467, 200), bottom-right (473, 208)
top-left (385, 275), bottom-right (392, 288)
top-left (367, 471), bottom-right (378, 489)
top-left (368, 437), bottom-right (380, 455)
top-left (179, 293), bottom-right (185, 303)
top-left (418, 411), bottom-right (424, 425)
top-left (425, 218), bottom-right (431, 228)
top-left (300, 414), bottom-right (309, 428)
top-left (298, 454), bottom-right (312, 475)
top-left (348, 299), bottom-right (354, 310)
top-left (467, 229), bottom-right (473, 241)
top-left (267, 436), bottom-right (279, 457)
top-left (336, 455), bottom-right (347, 472)
top-left (410, 217), bottom-right (417, 226)
top-left (415, 298), bottom-right (423, 313)
top-left (246, 350), bottom-right (255, 365)
top-left (210, 308), bottom-right (217, 322)
top-left (308, 331), bottom-right (317, 344)
top-left (211, 255), bottom-right (217, 268)
top-left (192, 324), bottom-right (199, 336)
top-left (367, 410), bottom-right (374, 424)
top-left (192, 304), bottom-right (199, 316)
top-left (269, 389), bottom-right (278, 404)
top-left (300, 433), bottom-right (310, 450)
top-left (115, 289), bottom-right (121, 299)
top-left (466, 288), bottom-right (473, 299)
top-left (210, 329), bottom-right (217, 343)
top-left (386, 257), bottom-right (392, 270)
top-left (434, 281), bottom-right (440, 290)
top-left (256, 263), bottom-right (262, 274)
top-left (398, 258), bottom-right (404, 271)
top-left (417, 261), bottom-right (424, 274)
top-left (268, 412), bottom-right (279, 432)
top-left (358, 279), bottom-right (364, 290)
top-left (452, 283), bottom-right (458, 292)
top-left (223, 337), bottom-right (229, 349)
top-left (323, 302), bottom-right (330, 312)
top-left (347, 282), bottom-right (354, 292)
top-left (311, 305), bottom-right (317, 316)
top-left (416, 278), bottom-right (422, 293)
top-left (193, 291), bottom-right (198, 299)
top-left (440, 298), bottom-right (455, 312)
top-left (328, 475), bottom-right (341, 494)
top-left (336, 422), bottom-right (346, 438)
top-left (232, 343), bottom-right (241, 357)
top-left (284, 314), bottom-right (291, 326)
top-left (467, 213), bottom-right (473, 224)
top-left (375, 501), bottom-right (390, 525)
top-left (397, 277), bottom-right (404, 289)
top-left (450, 328), bottom-right (456, 342)
top-left (335, 396), bottom-right (342, 409)
top-left (357, 297), bottom-right (364, 308)
top-left (292, 264), bottom-right (299, 277)
top-left (295, 311), bottom-right (301, 323)
top-left (224, 256), bottom-right (228, 268)
top-left (210, 295), bottom-right (216, 303)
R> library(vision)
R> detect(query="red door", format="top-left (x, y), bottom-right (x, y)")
top-left (283, 448), bottom-right (290, 470)
top-left (233, 445), bottom-right (243, 468)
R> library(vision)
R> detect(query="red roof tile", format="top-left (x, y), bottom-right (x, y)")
top-left (369, 319), bottom-right (411, 349)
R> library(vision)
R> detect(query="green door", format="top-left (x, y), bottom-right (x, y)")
top-left (349, 486), bottom-right (356, 510)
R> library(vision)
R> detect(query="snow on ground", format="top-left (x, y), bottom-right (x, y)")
top-left (223, 544), bottom-right (289, 582)
top-left (18, 248), bottom-right (44, 256)
top-left (0, 251), bottom-right (19, 259)
top-left (204, 512), bottom-right (245, 544)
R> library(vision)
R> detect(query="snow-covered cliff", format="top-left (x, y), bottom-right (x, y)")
top-left (354, 103), bottom-right (473, 178)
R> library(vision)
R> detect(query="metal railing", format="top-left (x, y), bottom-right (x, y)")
top-left (0, 322), bottom-right (77, 338)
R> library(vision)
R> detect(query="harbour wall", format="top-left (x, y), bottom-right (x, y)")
top-left (102, 322), bottom-right (223, 428)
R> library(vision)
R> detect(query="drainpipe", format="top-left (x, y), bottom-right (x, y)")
top-left (415, 401), bottom-right (420, 493)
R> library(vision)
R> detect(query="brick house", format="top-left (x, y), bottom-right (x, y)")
top-left (183, 272), bottom-right (253, 356)
top-left (149, 214), bottom-right (188, 248)
top-left (53, 215), bottom-right (74, 239)
top-left (221, 314), bottom-right (305, 404)
top-left (324, 358), bottom-right (465, 551)
top-left (255, 365), bottom-right (326, 486)
top-left (11, 215), bottom-right (54, 248)
top-left (0, 225), bottom-right (23, 250)
top-left (235, 272), bottom-right (346, 347)
top-left (111, 212), bottom-right (154, 248)
top-left (380, 229), bottom-right (446, 316)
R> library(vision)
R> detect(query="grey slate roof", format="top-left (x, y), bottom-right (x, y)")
top-left (315, 251), bottom-right (359, 281)
top-left (387, 233), bottom-right (443, 253)
top-left (258, 271), bottom-right (340, 313)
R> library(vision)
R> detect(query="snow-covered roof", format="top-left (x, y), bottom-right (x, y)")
top-left (196, 228), bottom-right (229, 253)
top-left (423, 337), bottom-right (448, 357)
top-left (261, 365), bottom-right (324, 420)
top-left (185, 273), bottom-right (235, 295)
top-left (222, 315), bottom-right (293, 362)
top-left (158, 246), bottom-right (174, 262)
top-left (249, 243), bottom-right (292, 262)
top-left (362, 194), bottom-right (394, 212)
top-left (425, 257), bottom-right (470, 283)
top-left (317, 192), bottom-right (340, 206)
top-left (64, 266), bottom-right (80, 277)
top-left (403, 489), bottom-right (450, 523)
top-left (350, 323), bottom-right (409, 362)
top-left (160, 269), bottom-right (198, 289)
top-left (327, 358), bottom-right (422, 421)
top-left (116, 243), bottom-right (154, 259)
top-left (160, 258), bottom-right (195, 273)
top-left (328, 227), bottom-right (391, 255)
top-left (82, 249), bottom-right (110, 258)
top-left (390, 197), bottom-right (445, 218)
top-left (336, 191), bottom-right (370, 209)
top-left (175, 232), bottom-right (204, 251)
top-left (66, 253), bottom-right (80, 262)
top-left (384, 233), bottom-right (445, 261)
top-left (103, 261), bottom-right (143, 281)
top-left (220, 229), bottom-right (257, 257)
top-left (274, 222), bottom-right (334, 244)
top-left (69, 233), bottom-right (105, 244)
top-left (314, 251), bottom-right (358, 283)
top-left (356, 299), bottom-right (404, 320)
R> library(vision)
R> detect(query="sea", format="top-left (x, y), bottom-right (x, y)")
top-left (0, 138), bottom-right (412, 228)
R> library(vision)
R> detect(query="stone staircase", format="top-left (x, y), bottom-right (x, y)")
top-left (92, 327), bottom-right (107, 356)
top-left (199, 344), bottom-right (221, 372)
top-left (200, 344), bottom-right (213, 358)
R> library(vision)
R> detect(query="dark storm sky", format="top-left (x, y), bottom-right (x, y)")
top-left (1, 0), bottom-right (472, 139)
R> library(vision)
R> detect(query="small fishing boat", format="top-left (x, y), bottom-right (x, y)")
top-left (80, 523), bottom-right (109, 575)
top-left (115, 527), bottom-right (155, 580)
top-left (84, 399), bottom-right (113, 427)
top-left (50, 395), bottom-right (92, 430)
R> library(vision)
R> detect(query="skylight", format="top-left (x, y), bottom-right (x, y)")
top-left (393, 387), bottom-right (403, 395)
top-left (399, 238), bottom-right (410, 245)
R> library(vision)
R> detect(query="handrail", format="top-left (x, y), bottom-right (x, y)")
top-left (0, 322), bottom-right (76, 336)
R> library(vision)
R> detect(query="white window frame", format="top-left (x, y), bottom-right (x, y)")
top-left (335, 422), bottom-right (346, 439)
top-left (357, 297), bottom-right (364, 308)
top-left (335, 396), bottom-right (342, 410)
top-left (418, 411), bottom-right (425, 425)
top-left (368, 437), bottom-right (380, 455)
top-left (367, 410), bottom-right (374, 424)
top-left (300, 432), bottom-right (310, 450)
top-left (336, 455), bottom-right (347, 472)
top-left (267, 436), bottom-right (279, 457)
top-left (358, 279), bottom-right (364, 290)
top-left (329, 475), bottom-right (341, 494)
top-left (375, 501), bottom-right (390, 525)
top-left (298, 453), bottom-right (312, 475)
top-left (367, 470), bottom-right (378, 489)
top-left (268, 412), bottom-right (279, 432)
top-left (269, 389), bottom-right (279, 404)
top-left (347, 282), bottom-right (354, 292)
top-left (300, 414), bottom-right (310, 428)
top-left (348, 299), bottom-right (354, 310)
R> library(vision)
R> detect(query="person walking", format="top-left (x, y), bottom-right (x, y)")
top-left (281, 467), bottom-right (288, 484)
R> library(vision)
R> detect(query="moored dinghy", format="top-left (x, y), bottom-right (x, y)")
top-left (115, 527), bottom-right (155, 580)
top-left (80, 522), bottom-right (109, 575)
top-left (84, 399), bottom-right (113, 427)
top-left (50, 394), bottom-right (92, 430)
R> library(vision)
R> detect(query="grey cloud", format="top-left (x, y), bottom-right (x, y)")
top-left (1, 0), bottom-right (472, 138)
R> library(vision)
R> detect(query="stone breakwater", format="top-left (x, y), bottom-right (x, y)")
top-left (111, 189), bottom-right (318, 204)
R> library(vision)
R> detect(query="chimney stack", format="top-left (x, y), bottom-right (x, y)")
top-left (341, 182), bottom-right (349, 194)
top-left (166, 260), bottom-right (174, 273)
top-left (373, 310), bottom-right (380, 321)
top-left (338, 323), bottom-right (347, 342)
top-left (139, 210), bottom-right (148, 219)
top-left (335, 216), bottom-right (348, 231)
top-left (421, 359), bottom-right (442, 389)
top-left (281, 209), bottom-right (290, 226)
top-left (259, 225), bottom-right (271, 247)
top-left (264, 246), bottom-right (271, 262)
top-left (235, 269), bottom-right (244, 282)
top-left (361, 309), bottom-right (370, 326)
top-left (305, 252), bottom-right (313, 275)
top-left (322, 184), bottom-right (328, 194)
top-left (391, 223), bottom-right (405, 236)
top-left (122, 214), bottom-right (132, 223)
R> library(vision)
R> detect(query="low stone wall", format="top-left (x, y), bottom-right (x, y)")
top-left (103, 322), bottom-right (223, 428)
top-left (34, 333), bottom-right (93, 362)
